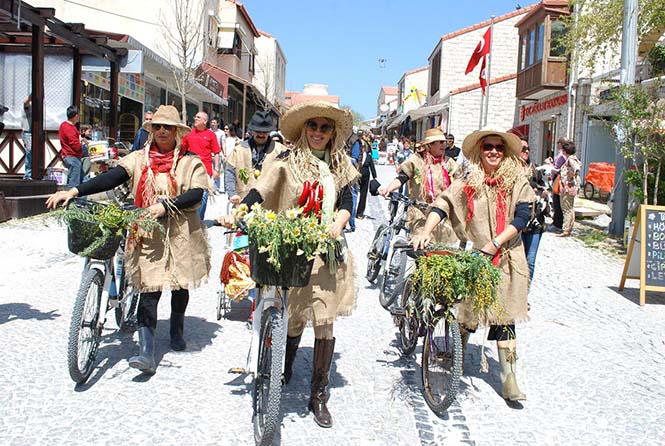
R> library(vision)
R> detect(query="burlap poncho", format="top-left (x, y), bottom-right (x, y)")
top-left (253, 152), bottom-right (356, 327)
top-left (398, 153), bottom-right (459, 247)
top-left (226, 141), bottom-right (284, 200)
top-left (432, 175), bottom-right (535, 326)
top-left (118, 150), bottom-right (211, 292)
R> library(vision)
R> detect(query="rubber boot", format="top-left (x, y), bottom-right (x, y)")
top-left (283, 334), bottom-right (302, 385)
top-left (128, 327), bottom-right (156, 373)
top-left (460, 328), bottom-right (471, 376)
top-left (497, 347), bottom-right (526, 401)
top-left (170, 312), bottom-right (187, 351)
top-left (308, 338), bottom-right (335, 428)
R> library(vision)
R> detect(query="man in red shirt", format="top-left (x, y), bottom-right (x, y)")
top-left (182, 111), bottom-right (221, 219)
top-left (59, 105), bottom-right (83, 188)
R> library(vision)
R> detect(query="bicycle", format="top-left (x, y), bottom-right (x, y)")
top-left (65, 198), bottom-right (139, 384)
top-left (392, 243), bottom-right (462, 416)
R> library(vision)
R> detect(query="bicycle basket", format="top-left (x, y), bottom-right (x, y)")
top-left (248, 243), bottom-right (314, 288)
top-left (66, 200), bottom-right (123, 260)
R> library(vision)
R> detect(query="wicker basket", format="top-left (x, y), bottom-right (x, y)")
top-left (248, 243), bottom-right (314, 288)
top-left (66, 199), bottom-right (122, 260)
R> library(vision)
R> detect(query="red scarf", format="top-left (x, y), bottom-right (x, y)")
top-left (134, 144), bottom-right (183, 208)
top-left (424, 153), bottom-right (451, 202)
top-left (463, 176), bottom-right (507, 266)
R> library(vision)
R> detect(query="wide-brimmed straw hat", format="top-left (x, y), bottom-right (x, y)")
top-left (142, 105), bottom-right (190, 132)
top-left (462, 128), bottom-right (522, 159)
top-left (421, 128), bottom-right (447, 145)
top-left (280, 101), bottom-right (353, 142)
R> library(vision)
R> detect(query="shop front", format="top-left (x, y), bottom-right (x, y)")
top-left (514, 92), bottom-right (569, 163)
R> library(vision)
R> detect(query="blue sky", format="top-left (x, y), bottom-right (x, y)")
top-left (243, 0), bottom-right (532, 119)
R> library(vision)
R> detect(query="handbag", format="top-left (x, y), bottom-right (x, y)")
top-left (552, 175), bottom-right (561, 195)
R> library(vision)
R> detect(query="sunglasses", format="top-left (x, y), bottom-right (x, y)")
top-left (481, 143), bottom-right (506, 153)
top-left (521, 147), bottom-right (530, 152)
top-left (305, 120), bottom-right (334, 133)
top-left (152, 123), bottom-right (175, 131)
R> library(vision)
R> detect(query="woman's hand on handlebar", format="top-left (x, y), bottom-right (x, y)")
top-left (410, 231), bottom-right (432, 250)
top-left (229, 195), bottom-right (242, 205)
top-left (217, 214), bottom-right (236, 229)
top-left (378, 185), bottom-right (391, 198)
top-left (45, 188), bottom-right (78, 210)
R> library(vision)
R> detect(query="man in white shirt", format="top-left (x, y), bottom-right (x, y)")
top-left (210, 117), bottom-right (226, 193)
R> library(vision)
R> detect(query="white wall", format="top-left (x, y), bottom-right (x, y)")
top-left (402, 69), bottom-right (429, 113)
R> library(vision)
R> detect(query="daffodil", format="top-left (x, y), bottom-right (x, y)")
top-left (266, 211), bottom-right (277, 221)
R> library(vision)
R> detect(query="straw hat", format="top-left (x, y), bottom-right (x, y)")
top-left (142, 105), bottom-right (190, 132)
top-left (462, 128), bottom-right (522, 159)
top-left (280, 101), bottom-right (353, 142)
top-left (421, 128), bottom-right (447, 145)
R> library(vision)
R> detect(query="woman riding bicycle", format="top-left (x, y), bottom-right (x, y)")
top-left (411, 129), bottom-right (535, 402)
top-left (46, 105), bottom-right (212, 374)
top-left (378, 128), bottom-right (459, 246)
top-left (219, 101), bottom-right (358, 428)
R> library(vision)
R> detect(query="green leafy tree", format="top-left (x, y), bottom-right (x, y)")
top-left (341, 105), bottom-right (364, 126)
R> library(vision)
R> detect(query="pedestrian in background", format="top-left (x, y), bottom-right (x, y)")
top-left (557, 141), bottom-right (581, 237)
top-left (355, 134), bottom-right (376, 220)
top-left (412, 129), bottom-right (535, 402)
top-left (80, 124), bottom-right (92, 180)
top-left (59, 105), bottom-right (84, 188)
top-left (46, 105), bottom-right (211, 374)
top-left (210, 116), bottom-right (225, 194)
top-left (21, 94), bottom-right (32, 180)
top-left (182, 111), bottom-right (220, 220)
top-left (550, 136), bottom-right (570, 232)
top-left (132, 109), bottom-right (153, 151)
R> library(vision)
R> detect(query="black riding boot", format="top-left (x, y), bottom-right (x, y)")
top-left (170, 312), bottom-right (187, 351)
top-left (308, 338), bottom-right (335, 428)
top-left (283, 335), bottom-right (302, 385)
top-left (129, 326), bottom-right (156, 373)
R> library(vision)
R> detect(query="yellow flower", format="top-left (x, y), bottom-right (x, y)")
top-left (259, 245), bottom-right (269, 253)
top-left (292, 228), bottom-right (301, 237)
top-left (286, 208), bottom-right (299, 219)
top-left (266, 211), bottom-right (277, 221)
top-left (308, 221), bottom-right (318, 229)
top-left (296, 249), bottom-right (304, 256)
top-left (238, 203), bottom-right (249, 213)
top-left (254, 169), bottom-right (261, 179)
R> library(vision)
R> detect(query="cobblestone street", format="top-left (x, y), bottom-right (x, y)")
top-left (1, 165), bottom-right (665, 446)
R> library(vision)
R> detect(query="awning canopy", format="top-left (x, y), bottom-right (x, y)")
top-left (408, 102), bottom-right (448, 121)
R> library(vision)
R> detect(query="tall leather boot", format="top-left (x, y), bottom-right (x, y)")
top-left (129, 326), bottom-right (156, 374)
top-left (170, 312), bottom-right (187, 351)
top-left (283, 335), bottom-right (302, 385)
top-left (497, 347), bottom-right (526, 401)
top-left (308, 338), bottom-right (335, 428)
top-left (460, 328), bottom-right (471, 376)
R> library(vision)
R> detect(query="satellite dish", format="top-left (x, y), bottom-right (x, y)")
top-left (379, 104), bottom-right (389, 114)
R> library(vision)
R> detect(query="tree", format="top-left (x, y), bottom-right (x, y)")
top-left (158, 0), bottom-right (204, 124)
top-left (341, 105), bottom-right (364, 126)
top-left (254, 53), bottom-right (276, 112)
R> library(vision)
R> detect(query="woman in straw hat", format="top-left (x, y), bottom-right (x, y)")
top-left (411, 129), bottom-right (535, 402)
top-left (219, 101), bottom-right (358, 428)
top-left (378, 128), bottom-right (459, 247)
top-left (46, 105), bottom-right (212, 374)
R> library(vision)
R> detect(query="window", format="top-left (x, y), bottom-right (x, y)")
top-left (430, 51), bottom-right (441, 96)
top-left (249, 53), bottom-right (255, 74)
top-left (536, 23), bottom-right (544, 62)
top-left (233, 32), bottom-right (242, 59)
top-left (550, 21), bottom-right (567, 57)
top-left (519, 33), bottom-right (528, 70)
top-left (528, 28), bottom-right (535, 66)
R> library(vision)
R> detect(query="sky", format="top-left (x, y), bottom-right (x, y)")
top-left (243, 0), bottom-right (533, 119)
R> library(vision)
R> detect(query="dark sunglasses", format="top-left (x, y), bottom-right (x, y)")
top-left (305, 120), bottom-right (334, 133)
top-left (521, 147), bottom-right (530, 152)
top-left (152, 123), bottom-right (175, 131)
top-left (482, 143), bottom-right (506, 152)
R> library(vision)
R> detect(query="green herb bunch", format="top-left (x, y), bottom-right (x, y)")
top-left (411, 248), bottom-right (502, 326)
top-left (235, 203), bottom-right (336, 272)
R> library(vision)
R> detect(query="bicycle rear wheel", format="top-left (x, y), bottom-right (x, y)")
top-left (421, 317), bottom-right (462, 416)
top-left (397, 278), bottom-right (419, 356)
top-left (366, 224), bottom-right (387, 283)
top-left (68, 269), bottom-right (104, 384)
top-left (115, 284), bottom-right (138, 332)
top-left (253, 306), bottom-right (284, 446)
top-left (379, 235), bottom-right (407, 309)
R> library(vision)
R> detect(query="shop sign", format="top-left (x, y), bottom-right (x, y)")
top-left (520, 93), bottom-right (568, 122)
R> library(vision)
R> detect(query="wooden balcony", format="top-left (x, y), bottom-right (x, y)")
top-left (516, 57), bottom-right (567, 100)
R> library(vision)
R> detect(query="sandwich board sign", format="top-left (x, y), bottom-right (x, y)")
top-left (619, 205), bottom-right (665, 305)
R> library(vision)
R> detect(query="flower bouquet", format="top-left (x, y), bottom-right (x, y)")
top-left (54, 198), bottom-right (162, 259)
top-left (235, 203), bottom-right (336, 287)
top-left (411, 246), bottom-right (502, 326)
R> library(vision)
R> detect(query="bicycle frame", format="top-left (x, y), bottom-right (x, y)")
top-left (82, 240), bottom-right (126, 331)
top-left (245, 286), bottom-right (289, 376)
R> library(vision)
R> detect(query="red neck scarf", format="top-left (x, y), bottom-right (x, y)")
top-left (463, 176), bottom-right (507, 266)
top-left (424, 153), bottom-right (451, 202)
top-left (134, 144), bottom-right (183, 208)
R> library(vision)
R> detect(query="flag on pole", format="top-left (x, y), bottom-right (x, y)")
top-left (465, 27), bottom-right (492, 75)
top-left (479, 56), bottom-right (488, 95)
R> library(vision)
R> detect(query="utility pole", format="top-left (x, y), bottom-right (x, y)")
top-left (609, 0), bottom-right (638, 236)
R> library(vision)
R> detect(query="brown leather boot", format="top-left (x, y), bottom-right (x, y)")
top-left (283, 334), bottom-right (301, 385)
top-left (308, 337), bottom-right (335, 428)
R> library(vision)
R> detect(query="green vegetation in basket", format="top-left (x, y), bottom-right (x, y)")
top-left (234, 203), bottom-right (336, 272)
top-left (411, 248), bottom-right (502, 327)
top-left (54, 201), bottom-right (163, 257)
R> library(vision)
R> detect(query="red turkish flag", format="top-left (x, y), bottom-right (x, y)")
top-left (479, 56), bottom-right (488, 95)
top-left (465, 27), bottom-right (491, 75)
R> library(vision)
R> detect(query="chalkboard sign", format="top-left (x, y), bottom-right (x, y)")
top-left (644, 208), bottom-right (665, 287)
top-left (619, 205), bottom-right (665, 305)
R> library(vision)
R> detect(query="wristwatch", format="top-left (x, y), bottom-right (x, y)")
top-left (491, 239), bottom-right (501, 249)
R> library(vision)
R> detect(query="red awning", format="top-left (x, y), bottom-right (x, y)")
top-left (508, 124), bottom-right (530, 139)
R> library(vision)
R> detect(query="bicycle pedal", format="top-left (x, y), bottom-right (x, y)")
top-left (229, 367), bottom-right (247, 374)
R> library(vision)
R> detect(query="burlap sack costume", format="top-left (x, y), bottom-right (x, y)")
top-left (399, 152), bottom-right (459, 247)
top-left (254, 154), bottom-right (356, 327)
top-left (226, 140), bottom-right (285, 200)
top-left (118, 150), bottom-right (211, 292)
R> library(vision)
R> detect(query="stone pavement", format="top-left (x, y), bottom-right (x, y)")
top-left (1, 165), bottom-right (664, 446)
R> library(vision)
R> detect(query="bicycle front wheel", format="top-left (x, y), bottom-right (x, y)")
top-left (68, 269), bottom-right (104, 384)
top-left (379, 236), bottom-right (407, 309)
top-left (366, 224), bottom-right (387, 283)
top-left (397, 278), bottom-right (419, 356)
top-left (421, 317), bottom-right (462, 416)
top-left (253, 306), bottom-right (284, 446)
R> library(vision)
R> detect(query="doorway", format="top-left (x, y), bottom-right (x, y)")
top-left (541, 120), bottom-right (556, 163)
